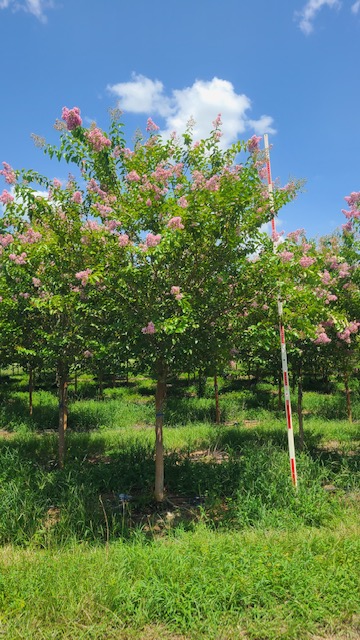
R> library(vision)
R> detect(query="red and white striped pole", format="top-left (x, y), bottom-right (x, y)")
top-left (264, 134), bottom-right (298, 488)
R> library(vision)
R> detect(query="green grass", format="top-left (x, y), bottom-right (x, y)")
top-left (0, 374), bottom-right (359, 638)
top-left (1, 525), bottom-right (359, 639)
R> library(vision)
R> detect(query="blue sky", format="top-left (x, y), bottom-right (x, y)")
top-left (1, 0), bottom-right (359, 238)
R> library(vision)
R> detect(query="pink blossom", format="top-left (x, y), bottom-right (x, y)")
top-left (178, 196), bottom-right (188, 208)
top-left (175, 293), bottom-right (183, 300)
top-left (0, 190), bottom-right (14, 204)
top-left (19, 292), bottom-right (30, 299)
top-left (348, 321), bottom-right (360, 334)
top-left (83, 350), bottom-right (93, 358)
top-left (301, 242), bottom-right (312, 253)
top-left (262, 304), bottom-right (269, 310)
top-left (53, 178), bottom-right (62, 189)
top-left (344, 191), bottom-right (360, 208)
top-left (338, 262), bottom-right (350, 278)
top-left (299, 256), bottom-right (316, 268)
top-left (141, 321), bottom-right (156, 335)
top-left (146, 198), bottom-right (152, 206)
top-left (146, 118), bottom-right (160, 132)
top-left (321, 270), bottom-right (331, 285)
top-left (118, 234), bottom-right (129, 247)
top-left (191, 170), bottom-right (206, 190)
top-left (93, 203), bottom-right (113, 217)
top-left (32, 277), bottom-right (41, 287)
top-left (0, 162), bottom-right (16, 185)
top-left (279, 250), bottom-right (294, 263)
top-left (342, 221), bottom-right (353, 233)
top-left (83, 220), bottom-right (101, 232)
top-left (126, 170), bottom-right (141, 182)
top-left (71, 191), bottom-right (82, 204)
top-left (287, 229), bottom-right (304, 243)
top-left (75, 268), bottom-right (92, 286)
top-left (314, 332), bottom-right (331, 345)
top-left (272, 231), bottom-right (284, 243)
top-left (9, 252), bottom-right (27, 265)
top-left (87, 127), bottom-right (111, 152)
top-left (0, 233), bottom-right (13, 247)
top-left (145, 233), bottom-right (161, 247)
top-left (170, 286), bottom-right (180, 295)
top-left (212, 114), bottom-right (222, 128)
top-left (205, 175), bottom-right (220, 192)
top-left (61, 106), bottom-right (82, 131)
top-left (167, 216), bottom-right (184, 230)
top-left (104, 219), bottom-right (121, 232)
top-left (337, 329), bottom-right (351, 343)
top-left (247, 135), bottom-right (262, 154)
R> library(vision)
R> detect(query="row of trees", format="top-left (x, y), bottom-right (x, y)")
top-left (0, 108), bottom-right (358, 499)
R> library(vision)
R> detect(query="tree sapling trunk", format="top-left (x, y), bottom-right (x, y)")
top-left (344, 371), bottom-right (352, 423)
top-left (154, 364), bottom-right (167, 502)
top-left (29, 368), bottom-right (34, 416)
top-left (297, 363), bottom-right (304, 451)
top-left (214, 373), bottom-right (220, 424)
top-left (58, 372), bottom-right (68, 468)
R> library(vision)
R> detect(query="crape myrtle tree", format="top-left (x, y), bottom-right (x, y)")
top-left (315, 193), bottom-right (360, 421)
top-left (1, 110), bottom-right (298, 500)
top-left (0, 162), bottom-right (125, 466)
top-left (235, 228), bottom-right (352, 449)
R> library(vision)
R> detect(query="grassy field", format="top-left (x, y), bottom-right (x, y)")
top-left (0, 373), bottom-right (359, 639)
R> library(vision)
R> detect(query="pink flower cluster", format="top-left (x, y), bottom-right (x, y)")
top-left (72, 191), bottom-right (83, 204)
top-left (17, 228), bottom-right (42, 244)
top-left (299, 256), bottom-right (316, 268)
top-left (0, 190), bottom-right (14, 204)
top-left (87, 128), bottom-right (111, 152)
top-left (83, 350), bottom-right (93, 358)
top-left (126, 170), bottom-right (141, 182)
top-left (118, 234), bottom-right (129, 247)
top-left (247, 135), bottom-right (262, 154)
top-left (177, 196), bottom-right (188, 209)
top-left (0, 162), bottom-right (16, 185)
top-left (205, 175), bottom-right (220, 192)
top-left (337, 322), bottom-right (359, 344)
top-left (146, 118), bottom-right (160, 132)
top-left (279, 250), bottom-right (294, 263)
top-left (104, 219), bottom-right (121, 232)
top-left (145, 233), bottom-right (161, 247)
top-left (75, 268), bottom-right (92, 286)
top-left (170, 285), bottom-right (183, 300)
top-left (0, 233), bottom-right (13, 247)
top-left (287, 229), bottom-right (304, 243)
top-left (167, 216), bottom-right (184, 230)
top-left (141, 321), bottom-right (156, 334)
top-left (62, 107), bottom-right (82, 131)
top-left (9, 252), bottom-right (27, 265)
top-left (83, 220), bottom-right (101, 232)
top-left (32, 277), bottom-right (41, 288)
top-left (342, 191), bottom-right (360, 221)
top-left (313, 324), bottom-right (331, 344)
top-left (53, 178), bottom-right (62, 189)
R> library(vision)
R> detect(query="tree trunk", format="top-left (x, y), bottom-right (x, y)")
top-left (154, 365), bottom-right (167, 502)
top-left (58, 373), bottom-right (68, 469)
top-left (29, 368), bottom-right (34, 416)
top-left (344, 372), bottom-right (352, 423)
top-left (298, 363), bottom-right (304, 452)
top-left (214, 374), bottom-right (220, 424)
top-left (198, 370), bottom-right (206, 398)
top-left (98, 372), bottom-right (104, 400)
top-left (74, 372), bottom-right (78, 395)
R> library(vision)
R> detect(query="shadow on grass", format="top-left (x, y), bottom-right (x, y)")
top-left (0, 423), bottom-right (358, 546)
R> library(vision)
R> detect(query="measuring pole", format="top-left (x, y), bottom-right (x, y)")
top-left (264, 134), bottom-right (298, 488)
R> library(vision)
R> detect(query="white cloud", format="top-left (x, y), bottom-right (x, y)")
top-left (295, 0), bottom-right (340, 34)
top-left (351, 0), bottom-right (360, 13)
top-left (0, 0), bottom-right (53, 22)
top-left (107, 75), bottom-right (276, 147)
